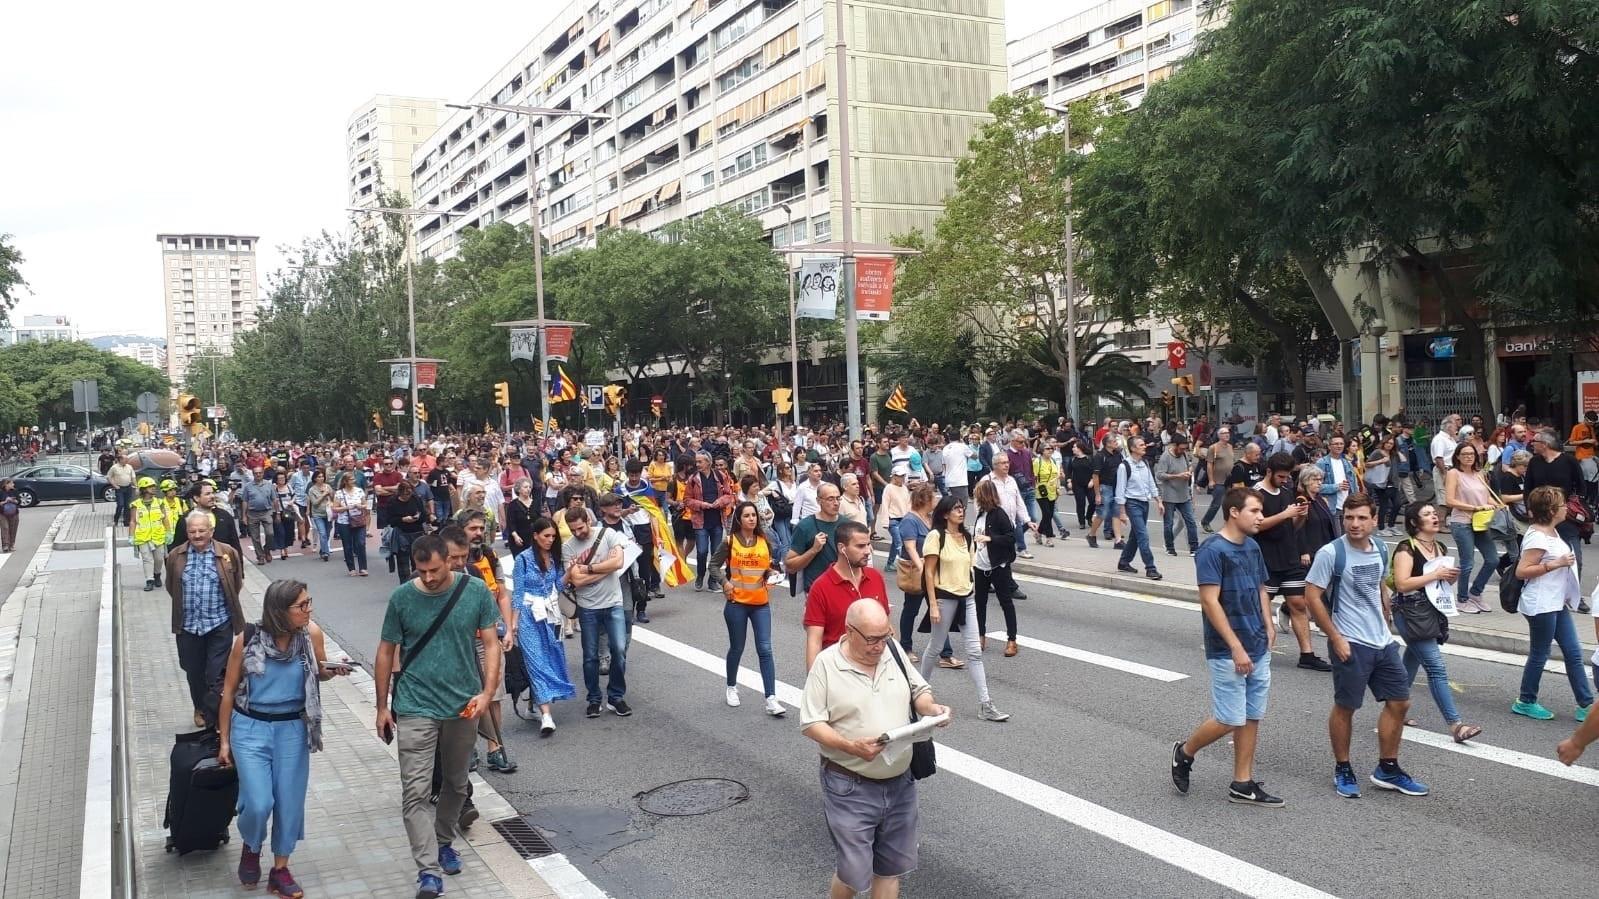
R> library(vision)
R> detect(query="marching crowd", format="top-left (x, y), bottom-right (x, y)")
top-left (136, 405), bottom-right (1599, 898)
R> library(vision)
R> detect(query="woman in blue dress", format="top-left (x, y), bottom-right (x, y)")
top-left (513, 516), bottom-right (576, 736)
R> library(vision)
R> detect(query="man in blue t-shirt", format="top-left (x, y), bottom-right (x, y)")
top-left (1171, 487), bottom-right (1281, 807)
top-left (1305, 494), bottom-right (1428, 800)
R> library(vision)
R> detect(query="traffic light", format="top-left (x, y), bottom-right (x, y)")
top-left (603, 383), bottom-right (624, 416)
top-left (1171, 374), bottom-right (1196, 396)
top-left (493, 381), bottom-right (510, 408)
top-left (177, 393), bottom-right (203, 430)
top-left (372, 412), bottom-right (383, 429)
top-left (1160, 390), bottom-right (1176, 409)
top-left (416, 401), bottom-right (428, 423)
top-left (772, 387), bottom-right (793, 415)
top-left (650, 396), bottom-right (663, 419)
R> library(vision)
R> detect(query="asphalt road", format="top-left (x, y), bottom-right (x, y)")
top-left (263, 533), bottom-right (1599, 899)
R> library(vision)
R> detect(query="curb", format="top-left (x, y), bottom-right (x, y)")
top-left (51, 505), bottom-right (130, 551)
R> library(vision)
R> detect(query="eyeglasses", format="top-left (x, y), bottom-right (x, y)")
top-left (291, 597), bottom-right (314, 611)
top-left (848, 624), bottom-right (893, 646)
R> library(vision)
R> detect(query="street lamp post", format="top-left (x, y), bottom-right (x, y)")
top-left (1044, 100), bottom-right (1081, 424)
top-left (777, 202), bottom-right (802, 432)
top-left (447, 102), bottom-right (613, 427)
top-left (347, 205), bottom-right (460, 445)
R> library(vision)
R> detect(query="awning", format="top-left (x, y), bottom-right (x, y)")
top-left (691, 0), bottom-right (709, 17)
top-left (764, 74), bottom-right (800, 110)
top-left (621, 196), bottom-right (648, 219)
top-left (656, 178), bottom-right (681, 203)
top-left (806, 60), bottom-right (828, 91)
top-left (596, 208), bottom-right (620, 229)
top-left (696, 123), bottom-right (714, 145)
top-left (652, 103), bottom-right (673, 125)
top-left (567, 19), bottom-right (584, 41)
top-left (596, 30), bottom-right (612, 53)
top-left (772, 118), bottom-right (808, 142)
top-left (764, 27), bottom-right (799, 67)
top-left (715, 108), bottom-right (742, 131)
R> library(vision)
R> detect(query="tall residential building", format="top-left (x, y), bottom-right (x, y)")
top-left (157, 234), bottom-right (260, 389)
top-left (410, 0), bottom-right (1006, 259)
top-left (0, 314), bottom-right (78, 347)
top-left (109, 342), bottom-right (168, 372)
top-left (347, 95), bottom-right (446, 217)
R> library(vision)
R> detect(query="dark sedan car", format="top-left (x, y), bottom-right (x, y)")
top-left (9, 464), bottom-right (115, 506)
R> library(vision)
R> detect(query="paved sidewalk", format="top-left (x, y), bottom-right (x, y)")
top-left (55, 505), bottom-right (127, 550)
top-left (981, 514), bottom-right (1596, 657)
top-left (127, 552), bottom-right (557, 898)
top-left (0, 507), bottom-right (101, 899)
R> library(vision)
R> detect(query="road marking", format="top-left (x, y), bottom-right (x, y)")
top-left (629, 627), bottom-right (1336, 899)
top-left (529, 853), bottom-right (614, 899)
top-left (983, 632), bottom-right (1188, 682)
top-left (1402, 728), bottom-right (1599, 788)
top-left (1438, 640), bottom-right (1575, 675)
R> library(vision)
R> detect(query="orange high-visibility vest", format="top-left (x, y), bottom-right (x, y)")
top-left (726, 535), bottom-right (771, 606)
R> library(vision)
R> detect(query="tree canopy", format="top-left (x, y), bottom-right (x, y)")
top-left (0, 235), bottom-right (25, 329)
top-left (0, 340), bottom-right (167, 430)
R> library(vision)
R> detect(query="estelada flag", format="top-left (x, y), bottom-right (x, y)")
top-left (532, 419), bottom-right (545, 435)
top-left (884, 383), bottom-right (909, 414)
top-left (549, 365), bottom-right (578, 403)
top-left (632, 495), bottom-right (694, 587)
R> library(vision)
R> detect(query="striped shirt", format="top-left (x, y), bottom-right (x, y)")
top-left (1115, 456), bottom-right (1160, 505)
top-left (181, 544), bottom-right (230, 635)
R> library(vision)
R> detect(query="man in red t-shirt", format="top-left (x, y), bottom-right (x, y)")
top-left (803, 520), bottom-right (890, 670)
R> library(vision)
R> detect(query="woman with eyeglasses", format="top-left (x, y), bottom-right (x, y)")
top-left (917, 495), bottom-right (1011, 722)
top-left (218, 579), bottom-right (351, 897)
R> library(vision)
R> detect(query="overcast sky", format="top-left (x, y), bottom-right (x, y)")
top-left (2, 0), bottom-right (1068, 337)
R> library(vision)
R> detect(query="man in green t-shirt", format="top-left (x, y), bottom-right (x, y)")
top-left (375, 534), bottom-right (500, 896)
top-left (786, 483), bottom-right (843, 591)
top-left (868, 437), bottom-right (895, 506)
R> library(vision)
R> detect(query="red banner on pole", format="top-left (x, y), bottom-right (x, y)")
top-left (544, 326), bottom-right (573, 362)
top-left (855, 257), bottom-right (895, 321)
top-left (1166, 341), bottom-right (1188, 371)
top-left (414, 362), bottom-right (437, 389)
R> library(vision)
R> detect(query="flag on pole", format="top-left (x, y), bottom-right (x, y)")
top-left (549, 365), bottom-right (578, 403)
top-left (632, 495), bottom-right (694, 587)
top-left (884, 383), bottom-right (909, 414)
top-left (532, 418), bottom-right (545, 435)
top-left (548, 417), bottom-right (559, 432)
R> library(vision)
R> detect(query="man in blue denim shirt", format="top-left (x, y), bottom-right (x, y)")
top-left (165, 510), bottom-right (245, 728)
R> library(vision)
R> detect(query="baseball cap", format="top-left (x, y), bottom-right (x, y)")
top-left (891, 463), bottom-right (909, 477)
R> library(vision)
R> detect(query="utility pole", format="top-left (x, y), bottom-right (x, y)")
top-left (1045, 100), bottom-right (1080, 424)
top-left (833, 0), bottom-right (861, 439)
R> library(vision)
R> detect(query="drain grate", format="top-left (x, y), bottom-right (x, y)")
top-left (490, 816), bottom-right (557, 860)
top-left (636, 777), bottom-right (750, 817)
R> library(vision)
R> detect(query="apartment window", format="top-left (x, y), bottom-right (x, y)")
top-left (812, 213), bottom-right (830, 241)
top-left (720, 142), bottom-right (768, 179)
top-left (689, 169), bottom-right (715, 193)
top-left (618, 82), bottom-right (645, 113)
top-left (1104, 15), bottom-right (1142, 39)
top-left (1113, 329), bottom-right (1152, 349)
top-left (732, 186), bottom-right (771, 215)
top-left (717, 54), bottom-right (763, 92)
top-left (804, 12), bottom-right (823, 44)
top-left (714, 5), bottom-right (763, 49)
top-left (790, 218), bottom-right (807, 242)
top-left (1118, 47), bottom-right (1144, 67)
top-left (1054, 35), bottom-right (1090, 58)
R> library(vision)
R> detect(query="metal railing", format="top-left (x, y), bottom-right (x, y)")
top-left (82, 525), bottom-right (135, 897)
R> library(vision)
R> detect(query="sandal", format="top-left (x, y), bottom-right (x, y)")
top-left (937, 657), bottom-right (965, 669)
top-left (1451, 723), bottom-right (1482, 744)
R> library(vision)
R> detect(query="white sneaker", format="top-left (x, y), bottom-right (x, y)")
top-left (539, 713), bottom-right (556, 737)
top-left (725, 686), bottom-right (741, 707)
top-left (765, 696), bottom-right (786, 717)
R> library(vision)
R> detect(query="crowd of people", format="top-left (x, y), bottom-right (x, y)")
top-left (136, 404), bottom-right (1599, 899)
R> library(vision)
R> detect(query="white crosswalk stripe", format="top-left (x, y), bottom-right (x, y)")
top-left (983, 631), bottom-right (1189, 681)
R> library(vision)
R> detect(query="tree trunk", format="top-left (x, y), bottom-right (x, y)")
top-left (1404, 244), bottom-right (1495, 419)
top-left (1290, 250), bottom-right (1358, 341)
top-left (1233, 288), bottom-right (1311, 415)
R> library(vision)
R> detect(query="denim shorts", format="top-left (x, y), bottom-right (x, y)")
top-left (819, 762), bottom-right (919, 891)
top-left (1206, 654), bottom-right (1271, 726)
top-left (1331, 641), bottom-right (1410, 710)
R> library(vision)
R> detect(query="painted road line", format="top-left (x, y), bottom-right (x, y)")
top-left (1402, 727), bottom-right (1599, 787)
top-left (1438, 640), bottom-right (1574, 675)
top-left (984, 632), bottom-right (1189, 682)
top-left (629, 627), bottom-right (1336, 899)
top-left (530, 853), bottom-right (614, 899)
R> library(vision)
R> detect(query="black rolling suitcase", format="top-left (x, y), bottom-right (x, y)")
top-left (164, 728), bottom-right (239, 855)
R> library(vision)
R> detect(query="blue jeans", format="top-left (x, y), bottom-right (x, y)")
top-left (1200, 484), bottom-right (1227, 527)
top-left (433, 497), bottom-right (453, 523)
top-left (1394, 609), bottom-right (1461, 725)
top-left (1099, 484), bottom-right (1118, 539)
top-left (1520, 609), bottom-right (1594, 707)
top-left (114, 484), bottom-right (134, 525)
top-left (885, 518), bottom-right (904, 568)
top-left (768, 519), bottom-right (791, 569)
top-left (1447, 522), bottom-right (1500, 600)
top-left (695, 518), bottom-right (725, 588)
top-left (1118, 499), bottom-right (1157, 571)
top-left (336, 522), bottom-right (367, 572)
top-left (312, 515), bottom-right (332, 558)
top-left (1019, 484), bottom-right (1040, 523)
top-left (724, 601), bottom-right (775, 697)
top-left (230, 712), bottom-right (309, 858)
top-left (579, 605), bottom-right (628, 704)
top-left (1163, 500), bottom-right (1198, 553)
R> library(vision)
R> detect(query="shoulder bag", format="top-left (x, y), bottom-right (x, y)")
top-left (895, 521), bottom-right (924, 593)
top-left (390, 573), bottom-right (471, 707)
top-left (1389, 541), bottom-right (1446, 644)
top-left (561, 533), bottom-right (605, 619)
top-left (884, 642), bottom-right (936, 780)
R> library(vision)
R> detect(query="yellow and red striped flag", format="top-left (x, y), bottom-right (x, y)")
top-left (634, 495), bottom-right (694, 587)
top-left (884, 383), bottom-right (909, 414)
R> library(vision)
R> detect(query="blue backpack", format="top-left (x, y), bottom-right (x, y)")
top-left (1323, 536), bottom-right (1387, 614)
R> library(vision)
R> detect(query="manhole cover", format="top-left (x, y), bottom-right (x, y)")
top-left (636, 778), bottom-right (749, 816)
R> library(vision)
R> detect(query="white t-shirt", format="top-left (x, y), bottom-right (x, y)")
top-left (941, 441), bottom-right (970, 489)
top-left (1517, 529), bottom-right (1581, 617)
top-left (1430, 432), bottom-right (1457, 470)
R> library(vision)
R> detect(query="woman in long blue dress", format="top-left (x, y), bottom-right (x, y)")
top-left (513, 516), bottom-right (576, 736)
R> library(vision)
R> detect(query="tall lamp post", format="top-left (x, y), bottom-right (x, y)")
top-left (446, 101), bottom-right (614, 427)
top-left (347, 205), bottom-right (460, 444)
top-left (1043, 100), bottom-right (1081, 424)
top-left (776, 202), bottom-right (802, 432)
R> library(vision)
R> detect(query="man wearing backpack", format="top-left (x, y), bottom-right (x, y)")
top-left (1303, 494), bottom-right (1428, 799)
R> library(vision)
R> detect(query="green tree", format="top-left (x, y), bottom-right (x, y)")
top-left (0, 235), bottom-right (25, 329)
top-left (0, 370), bottom-right (36, 433)
top-left (0, 341), bottom-right (167, 427)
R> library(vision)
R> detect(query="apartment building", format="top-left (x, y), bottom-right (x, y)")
top-left (0, 314), bottom-right (78, 347)
top-left (109, 342), bottom-right (168, 372)
top-left (347, 95), bottom-right (446, 220)
top-left (156, 234), bottom-right (260, 389)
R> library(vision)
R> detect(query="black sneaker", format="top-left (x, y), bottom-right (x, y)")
top-left (1113, 540), bottom-right (1126, 550)
top-left (1146, 570), bottom-right (1163, 581)
top-left (1171, 741), bottom-right (1193, 794)
top-left (609, 700), bottom-right (633, 717)
top-left (1011, 590), bottom-right (1028, 600)
top-left (585, 702), bottom-right (602, 718)
top-left (1202, 524), bottom-right (1213, 534)
top-left (1086, 535), bottom-right (1098, 548)
top-left (635, 609), bottom-right (651, 623)
top-left (1166, 549), bottom-right (1178, 556)
top-left (1227, 780), bottom-right (1285, 808)
top-left (1297, 653), bottom-right (1333, 672)
top-left (1117, 563), bottom-right (1137, 574)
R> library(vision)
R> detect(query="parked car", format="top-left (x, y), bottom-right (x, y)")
top-left (10, 464), bottom-right (115, 506)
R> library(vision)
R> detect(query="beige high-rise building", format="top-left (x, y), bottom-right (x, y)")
top-left (157, 234), bottom-right (260, 389)
top-left (347, 95), bottom-right (446, 217)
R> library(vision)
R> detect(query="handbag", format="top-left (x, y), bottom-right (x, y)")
top-left (1394, 594), bottom-right (1446, 643)
top-left (895, 556), bottom-right (923, 593)
top-left (1482, 483), bottom-right (1518, 539)
top-left (346, 501), bottom-right (368, 529)
top-left (884, 642), bottom-right (936, 780)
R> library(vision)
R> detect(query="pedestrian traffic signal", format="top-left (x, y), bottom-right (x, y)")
top-left (602, 383), bottom-right (626, 416)
top-left (416, 401), bottom-right (428, 423)
top-left (1171, 374), bottom-right (1196, 395)
top-left (493, 381), bottom-right (510, 408)
top-left (177, 393), bottom-right (203, 429)
top-left (772, 387), bottom-right (793, 415)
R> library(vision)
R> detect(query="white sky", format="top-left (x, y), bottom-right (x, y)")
top-left (2, 0), bottom-right (1068, 337)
